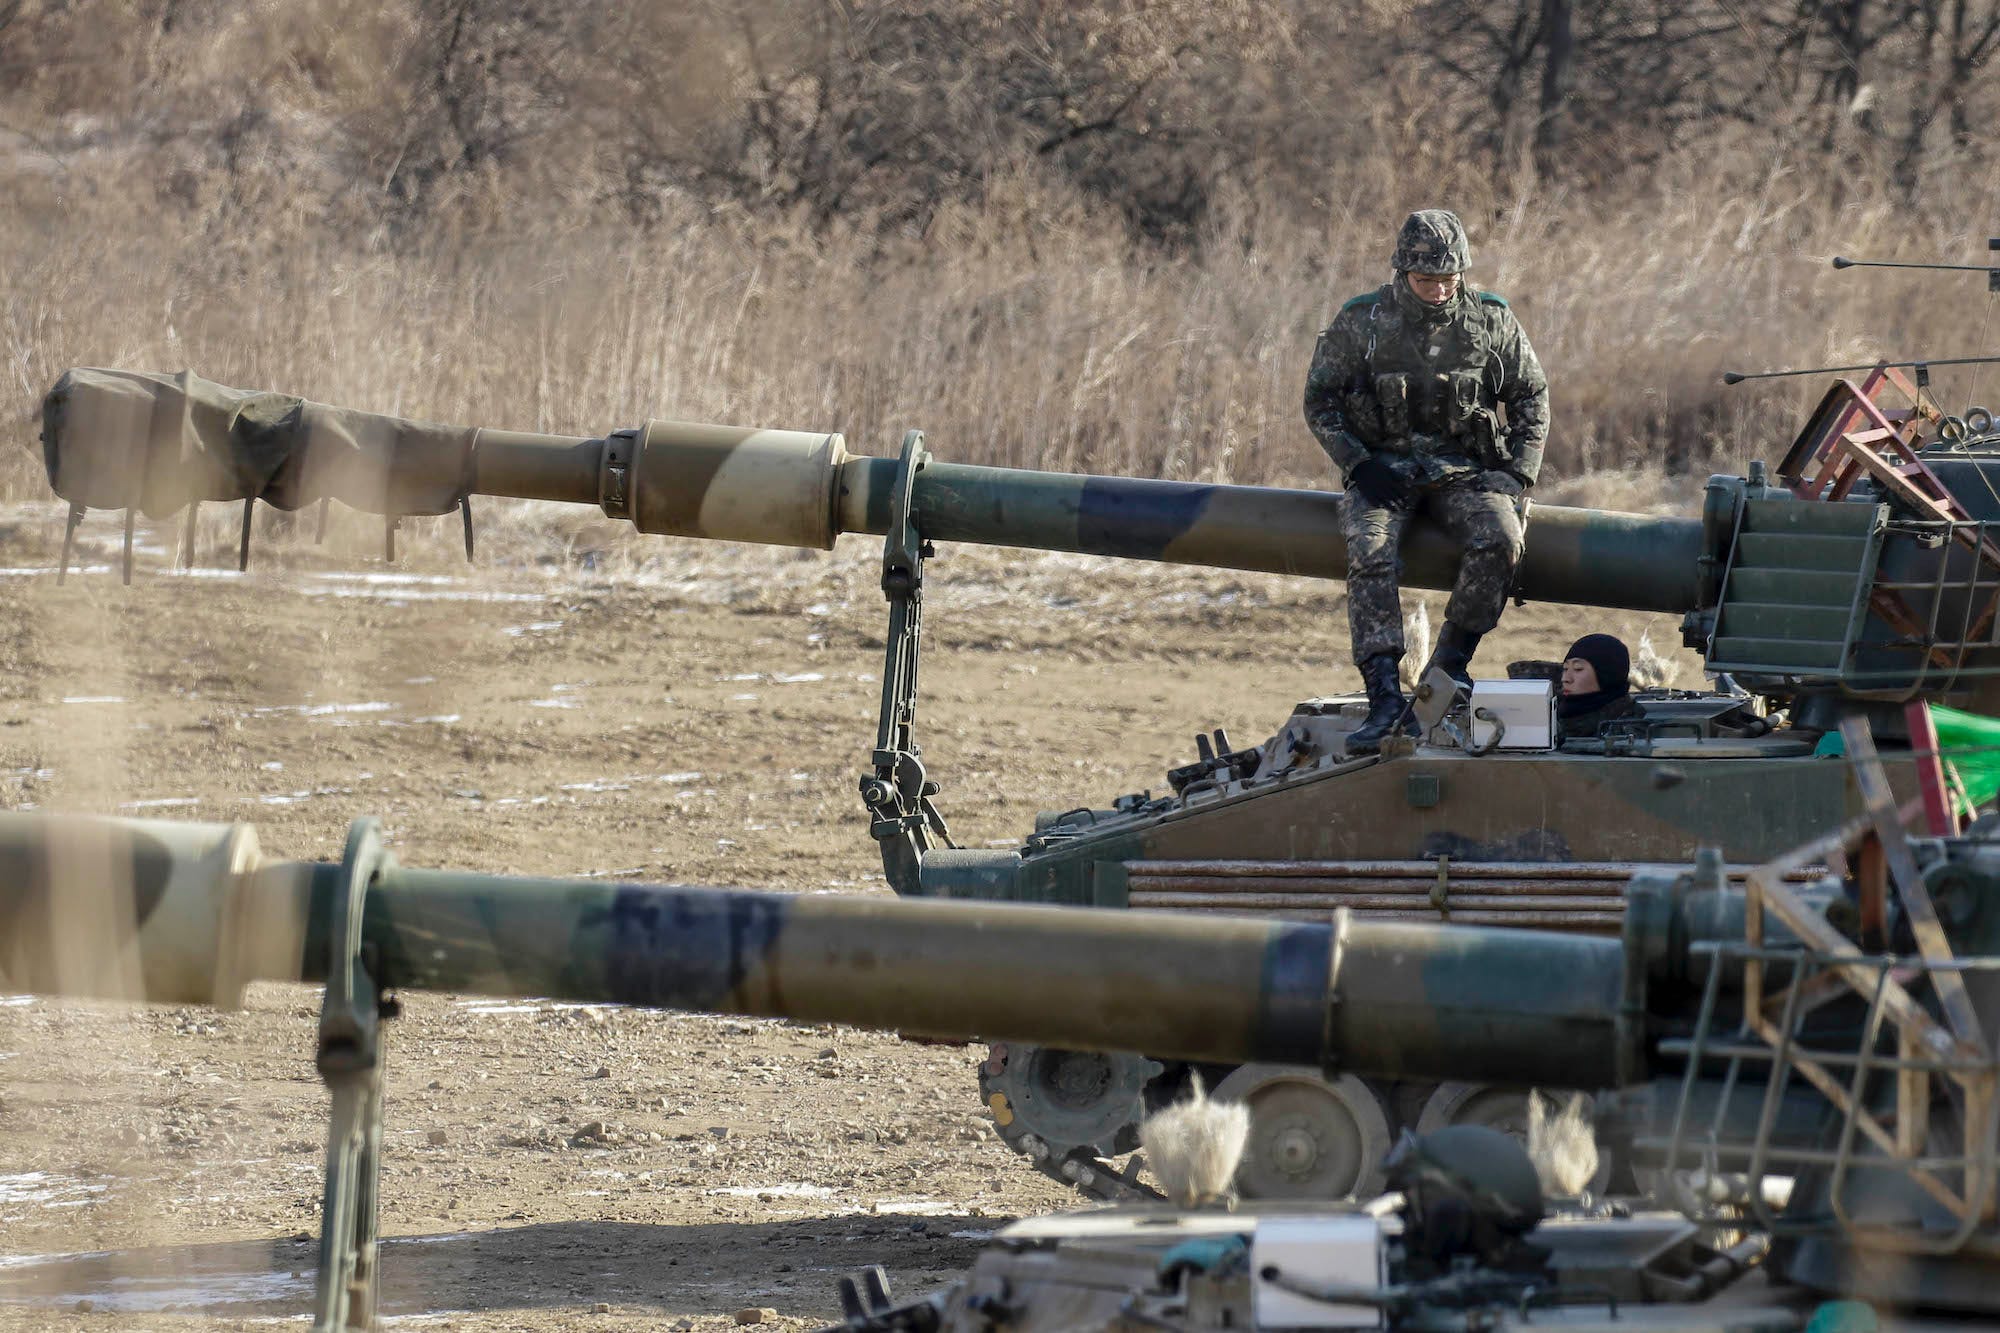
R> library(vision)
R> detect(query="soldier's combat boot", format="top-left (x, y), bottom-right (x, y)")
top-left (1427, 622), bottom-right (1483, 687)
top-left (1346, 653), bottom-right (1409, 755)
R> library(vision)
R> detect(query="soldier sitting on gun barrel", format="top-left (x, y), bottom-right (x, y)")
top-left (1304, 209), bottom-right (1550, 753)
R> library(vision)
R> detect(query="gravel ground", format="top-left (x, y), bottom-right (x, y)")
top-left (0, 502), bottom-right (1694, 1330)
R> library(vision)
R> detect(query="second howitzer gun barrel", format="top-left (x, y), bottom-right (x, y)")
top-left (0, 812), bottom-right (1637, 1087)
top-left (42, 369), bottom-right (1704, 613)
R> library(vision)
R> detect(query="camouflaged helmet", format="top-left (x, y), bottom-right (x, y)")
top-left (1392, 209), bottom-right (1470, 275)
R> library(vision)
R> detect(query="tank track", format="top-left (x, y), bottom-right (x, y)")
top-left (988, 1117), bottom-right (1162, 1203)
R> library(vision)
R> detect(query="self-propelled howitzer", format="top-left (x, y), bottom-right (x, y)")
top-left (2, 808), bottom-right (1998, 1329)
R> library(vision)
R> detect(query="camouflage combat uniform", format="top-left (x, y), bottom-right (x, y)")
top-left (1303, 277), bottom-right (1549, 661)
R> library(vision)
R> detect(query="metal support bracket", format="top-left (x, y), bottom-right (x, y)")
top-left (860, 430), bottom-right (957, 894)
top-left (315, 819), bottom-right (399, 1333)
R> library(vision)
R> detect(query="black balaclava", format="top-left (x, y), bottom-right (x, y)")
top-left (1559, 633), bottom-right (1630, 718)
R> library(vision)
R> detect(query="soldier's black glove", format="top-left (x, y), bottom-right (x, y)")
top-left (1477, 470), bottom-right (1526, 498)
top-left (1347, 459), bottom-right (1413, 510)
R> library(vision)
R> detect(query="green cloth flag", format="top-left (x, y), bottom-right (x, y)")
top-left (1931, 705), bottom-right (2000, 814)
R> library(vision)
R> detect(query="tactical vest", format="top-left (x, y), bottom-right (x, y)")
top-left (1345, 285), bottom-right (1504, 467)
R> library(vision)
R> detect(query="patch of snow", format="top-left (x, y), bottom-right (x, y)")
top-left (853, 1196), bottom-right (957, 1216)
top-left (0, 1173), bottom-right (107, 1207)
top-left (307, 571), bottom-right (458, 587)
top-left (251, 700), bottom-right (394, 718)
top-left (0, 565), bottom-right (111, 578)
top-left (0, 1269), bottom-right (309, 1312)
top-left (301, 586), bottom-right (545, 604)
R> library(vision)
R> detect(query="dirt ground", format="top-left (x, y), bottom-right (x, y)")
top-left (0, 500), bottom-right (1695, 1331)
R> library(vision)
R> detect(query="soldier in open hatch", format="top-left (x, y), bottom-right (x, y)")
top-left (1304, 209), bottom-right (1550, 753)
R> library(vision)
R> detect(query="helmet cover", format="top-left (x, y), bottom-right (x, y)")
top-left (1392, 209), bottom-right (1471, 274)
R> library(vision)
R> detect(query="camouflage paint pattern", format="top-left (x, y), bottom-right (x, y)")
top-left (1341, 482), bottom-right (1524, 658)
top-left (0, 812), bottom-right (307, 1006)
top-left (0, 811), bottom-right (1631, 1089)
top-left (625, 418), bottom-right (850, 549)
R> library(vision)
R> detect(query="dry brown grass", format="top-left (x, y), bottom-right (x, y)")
top-left (7, 67), bottom-right (2000, 513)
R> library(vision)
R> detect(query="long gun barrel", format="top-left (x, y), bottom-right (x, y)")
top-left (40, 368), bottom-right (1704, 613)
top-left (10, 811), bottom-right (1998, 1322)
top-left (0, 811), bottom-right (1633, 1089)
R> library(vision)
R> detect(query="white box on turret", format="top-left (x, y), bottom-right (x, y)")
top-left (1468, 679), bottom-right (1557, 751)
top-left (1251, 1214), bottom-right (1385, 1328)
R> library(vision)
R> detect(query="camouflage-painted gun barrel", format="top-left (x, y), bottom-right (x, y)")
top-left (485, 423), bottom-right (1704, 614)
top-left (41, 371), bottom-right (1703, 613)
top-left (0, 812), bottom-right (1629, 1088)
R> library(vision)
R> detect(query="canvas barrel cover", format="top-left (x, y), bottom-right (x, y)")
top-left (42, 368), bottom-right (476, 518)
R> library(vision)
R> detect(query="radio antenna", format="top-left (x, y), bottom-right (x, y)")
top-left (1723, 355), bottom-right (2000, 386)
top-left (1830, 238), bottom-right (2000, 291)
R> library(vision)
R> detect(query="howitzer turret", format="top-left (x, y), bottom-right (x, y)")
top-left (3, 803), bottom-right (1998, 1328)
top-left (36, 366), bottom-right (2000, 1205)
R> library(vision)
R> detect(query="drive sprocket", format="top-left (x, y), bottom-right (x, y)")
top-left (978, 1042), bottom-right (1164, 1203)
